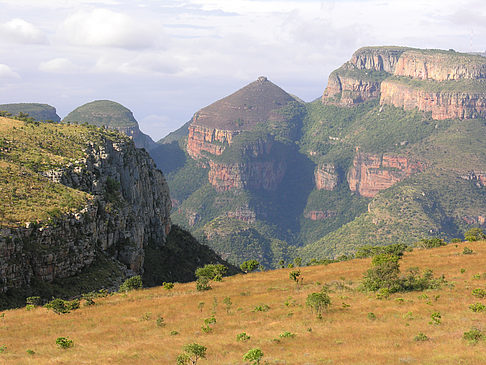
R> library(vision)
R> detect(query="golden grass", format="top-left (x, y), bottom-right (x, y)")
top-left (1, 241), bottom-right (486, 364)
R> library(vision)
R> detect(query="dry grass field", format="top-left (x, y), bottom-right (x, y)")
top-left (1, 241), bottom-right (486, 364)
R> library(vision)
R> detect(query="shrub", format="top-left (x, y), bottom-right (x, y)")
top-left (469, 303), bottom-right (486, 313)
top-left (472, 288), bottom-right (486, 298)
top-left (414, 333), bottom-right (429, 342)
top-left (223, 297), bottom-right (232, 314)
top-left (26, 296), bottom-right (42, 306)
top-left (306, 291), bottom-right (331, 318)
top-left (236, 332), bottom-right (251, 342)
top-left (367, 312), bottom-right (376, 321)
top-left (414, 238), bottom-right (445, 249)
top-left (240, 260), bottom-right (260, 273)
top-left (195, 264), bottom-right (227, 282)
top-left (450, 238), bottom-right (462, 243)
top-left (156, 315), bottom-right (165, 327)
top-left (170, 330), bottom-right (179, 336)
top-left (463, 247), bottom-right (474, 255)
top-left (0, 345), bottom-right (6, 353)
top-left (45, 298), bottom-right (79, 314)
top-left (355, 243), bottom-right (409, 258)
top-left (279, 331), bottom-right (296, 338)
top-left (243, 348), bottom-right (264, 365)
top-left (26, 349), bottom-right (35, 355)
top-left (196, 277), bottom-right (211, 291)
top-left (162, 282), bottom-right (174, 290)
top-left (463, 327), bottom-right (483, 344)
top-left (253, 304), bottom-right (270, 312)
top-left (429, 311), bottom-right (441, 325)
top-left (56, 337), bottom-right (74, 349)
top-left (361, 254), bottom-right (401, 292)
top-left (119, 276), bottom-right (142, 292)
top-left (177, 343), bottom-right (207, 365)
top-left (465, 228), bottom-right (486, 242)
top-left (289, 270), bottom-right (303, 288)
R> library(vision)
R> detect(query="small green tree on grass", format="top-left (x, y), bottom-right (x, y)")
top-left (240, 260), bottom-right (260, 273)
top-left (306, 291), bottom-right (331, 318)
top-left (243, 348), bottom-right (264, 365)
top-left (177, 343), bottom-right (207, 364)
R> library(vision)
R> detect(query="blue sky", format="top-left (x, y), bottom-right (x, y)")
top-left (0, 0), bottom-right (485, 140)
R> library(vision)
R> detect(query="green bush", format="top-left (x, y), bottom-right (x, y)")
top-left (56, 337), bottom-right (74, 349)
top-left (253, 304), bottom-right (270, 312)
top-left (306, 291), bottom-right (331, 318)
top-left (236, 332), bottom-right (251, 342)
top-left (472, 288), bottom-right (486, 298)
top-left (119, 275), bottom-right (142, 292)
top-left (463, 247), bottom-right (474, 255)
top-left (469, 303), bottom-right (486, 313)
top-left (0, 345), bottom-right (6, 353)
top-left (356, 243), bottom-right (409, 258)
top-left (195, 264), bottom-right (227, 281)
top-left (463, 327), bottom-right (483, 344)
top-left (177, 343), bottom-right (207, 365)
top-left (243, 348), bottom-right (264, 365)
top-left (367, 312), bottom-right (376, 320)
top-left (162, 282), bottom-right (174, 290)
top-left (414, 333), bottom-right (429, 342)
top-left (240, 260), bottom-right (260, 273)
top-left (196, 277), bottom-right (211, 291)
top-left (26, 296), bottom-right (42, 306)
top-left (45, 298), bottom-right (79, 314)
top-left (414, 238), bottom-right (446, 249)
top-left (465, 228), bottom-right (486, 242)
top-left (429, 311), bottom-right (441, 325)
top-left (279, 331), bottom-right (296, 338)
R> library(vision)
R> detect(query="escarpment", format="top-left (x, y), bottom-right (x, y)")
top-left (322, 47), bottom-right (486, 120)
top-left (0, 130), bottom-right (171, 294)
top-left (347, 150), bottom-right (424, 198)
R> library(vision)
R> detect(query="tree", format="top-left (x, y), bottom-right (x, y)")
top-left (361, 254), bottom-right (401, 292)
top-left (306, 291), bottom-right (331, 318)
top-left (465, 228), bottom-right (486, 242)
top-left (240, 260), bottom-right (260, 273)
top-left (177, 343), bottom-right (207, 364)
top-left (195, 264), bottom-right (227, 282)
top-left (119, 275), bottom-right (142, 292)
top-left (243, 348), bottom-right (264, 365)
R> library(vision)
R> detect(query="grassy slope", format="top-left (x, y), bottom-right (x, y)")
top-left (63, 100), bottom-right (138, 128)
top-left (1, 241), bottom-right (486, 364)
top-left (0, 117), bottom-right (125, 226)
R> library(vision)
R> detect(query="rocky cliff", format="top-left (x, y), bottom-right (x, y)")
top-left (0, 131), bottom-right (171, 294)
top-left (315, 163), bottom-right (339, 190)
top-left (322, 47), bottom-right (408, 106)
top-left (187, 124), bottom-right (239, 159)
top-left (347, 150), bottom-right (424, 197)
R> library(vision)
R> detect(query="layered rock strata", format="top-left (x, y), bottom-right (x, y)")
top-left (0, 136), bottom-right (171, 293)
top-left (347, 151), bottom-right (424, 198)
top-left (315, 163), bottom-right (339, 190)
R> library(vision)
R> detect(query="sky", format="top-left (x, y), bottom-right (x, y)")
top-left (0, 0), bottom-right (485, 141)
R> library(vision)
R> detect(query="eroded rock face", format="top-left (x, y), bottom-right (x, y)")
top-left (380, 80), bottom-right (486, 120)
top-left (304, 210), bottom-right (337, 221)
top-left (208, 159), bottom-right (286, 192)
top-left (186, 125), bottom-right (239, 159)
top-left (0, 136), bottom-right (171, 293)
top-left (322, 72), bottom-right (382, 106)
top-left (315, 163), bottom-right (339, 190)
top-left (347, 150), bottom-right (424, 197)
top-left (350, 47), bottom-right (407, 73)
top-left (394, 50), bottom-right (486, 81)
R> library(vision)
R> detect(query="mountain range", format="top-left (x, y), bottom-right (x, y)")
top-left (2, 46), bottom-right (486, 274)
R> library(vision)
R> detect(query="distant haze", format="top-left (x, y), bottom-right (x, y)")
top-left (0, 0), bottom-right (485, 140)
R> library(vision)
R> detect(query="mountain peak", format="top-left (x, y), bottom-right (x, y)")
top-left (191, 77), bottom-right (295, 131)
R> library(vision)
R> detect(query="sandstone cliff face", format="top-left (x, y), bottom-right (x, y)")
top-left (208, 159), bottom-right (286, 192)
top-left (315, 163), bottom-right (339, 190)
top-left (380, 79), bottom-right (486, 120)
top-left (186, 124), bottom-right (239, 159)
top-left (394, 50), bottom-right (486, 81)
top-left (322, 71), bottom-right (382, 106)
top-left (350, 47), bottom-right (407, 73)
top-left (0, 136), bottom-right (171, 293)
top-left (304, 210), bottom-right (336, 221)
top-left (322, 47), bottom-right (407, 106)
top-left (347, 150), bottom-right (424, 198)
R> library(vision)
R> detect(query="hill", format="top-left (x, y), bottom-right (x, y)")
top-left (1, 240), bottom-right (485, 364)
top-left (63, 100), bottom-right (156, 151)
top-left (0, 103), bottom-right (60, 122)
top-left (0, 116), bottom-right (232, 308)
top-left (165, 47), bottom-right (486, 267)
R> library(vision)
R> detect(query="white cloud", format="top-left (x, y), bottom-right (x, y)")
top-left (60, 8), bottom-right (159, 49)
top-left (0, 18), bottom-right (47, 44)
top-left (0, 64), bottom-right (20, 79)
top-left (39, 58), bottom-right (82, 73)
top-left (92, 52), bottom-right (181, 75)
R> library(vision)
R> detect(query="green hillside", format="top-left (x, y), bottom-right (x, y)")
top-left (0, 103), bottom-right (60, 123)
top-left (63, 100), bottom-right (138, 128)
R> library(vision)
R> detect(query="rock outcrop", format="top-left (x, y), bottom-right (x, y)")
top-left (347, 150), bottom-right (424, 197)
top-left (315, 163), bottom-right (339, 190)
top-left (322, 47), bottom-right (408, 106)
top-left (380, 78), bottom-right (486, 120)
top-left (304, 210), bottom-right (337, 221)
top-left (0, 135), bottom-right (171, 294)
top-left (187, 125), bottom-right (239, 159)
